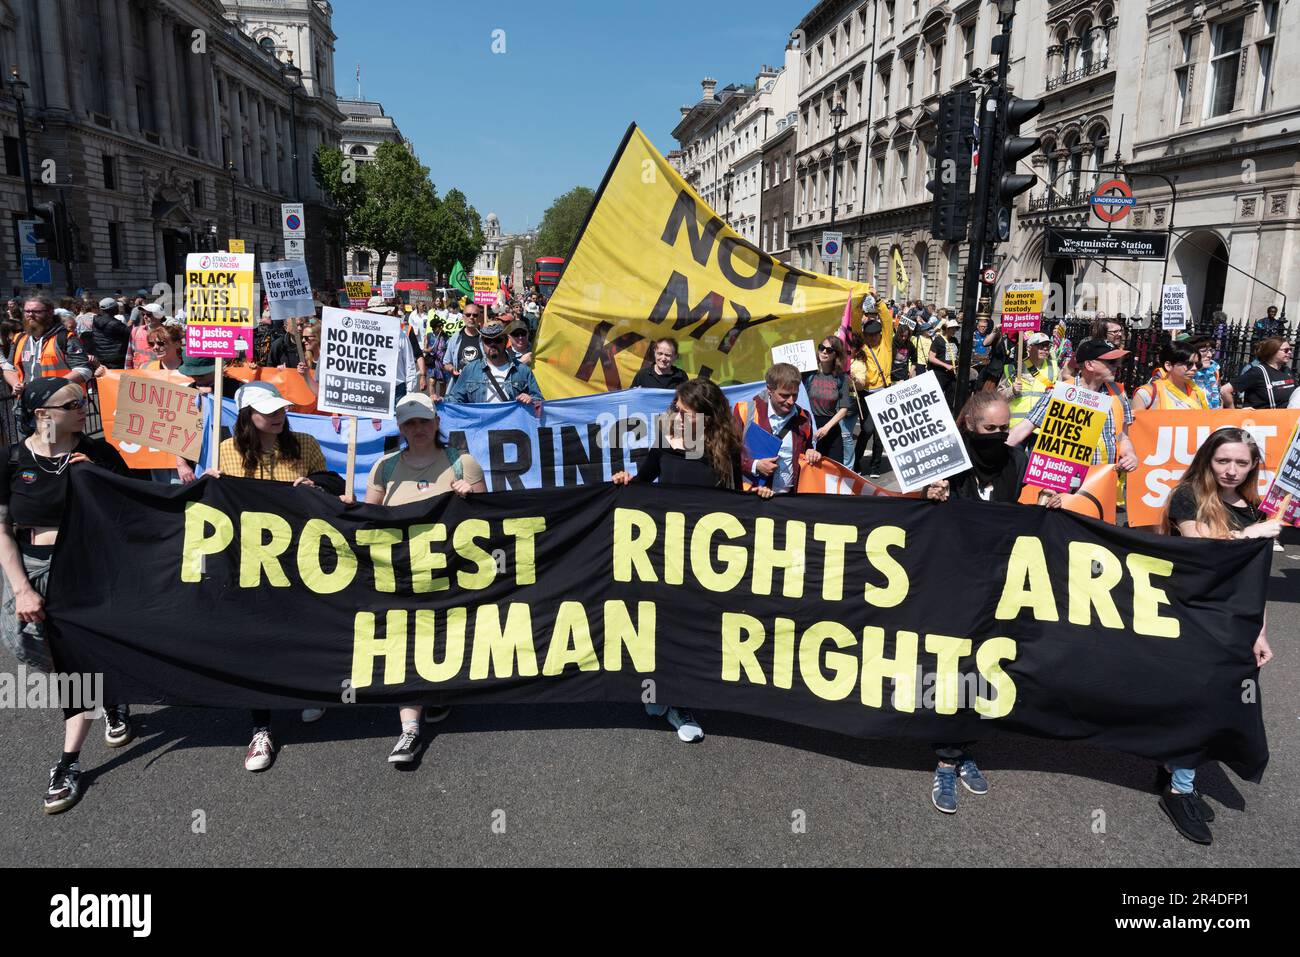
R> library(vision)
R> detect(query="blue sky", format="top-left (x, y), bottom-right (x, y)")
top-left (330, 0), bottom-right (801, 235)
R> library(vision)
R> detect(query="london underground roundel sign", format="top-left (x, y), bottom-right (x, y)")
top-left (1090, 179), bottom-right (1135, 223)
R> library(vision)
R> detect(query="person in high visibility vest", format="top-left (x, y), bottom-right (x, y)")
top-left (10, 297), bottom-right (94, 393)
top-left (1133, 343), bottom-right (1212, 411)
top-left (1007, 339), bottom-right (1138, 473)
top-left (999, 331), bottom-right (1060, 425)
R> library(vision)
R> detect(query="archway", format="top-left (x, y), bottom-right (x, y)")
top-left (1172, 231), bottom-right (1228, 322)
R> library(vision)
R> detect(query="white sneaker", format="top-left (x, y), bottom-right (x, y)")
top-left (244, 729), bottom-right (275, 771)
top-left (1273, 541), bottom-right (1284, 553)
top-left (301, 708), bottom-right (326, 723)
top-left (666, 707), bottom-right (704, 743)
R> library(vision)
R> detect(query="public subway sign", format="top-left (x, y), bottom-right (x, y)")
top-left (531, 123), bottom-right (871, 398)
top-left (49, 470), bottom-right (1271, 781)
top-left (317, 306), bottom-right (400, 418)
top-left (1045, 228), bottom-right (1169, 260)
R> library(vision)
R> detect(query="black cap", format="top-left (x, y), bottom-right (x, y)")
top-left (862, 318), bottom-right (882, 335)
top-left (1075, 339), bottom-right (1130, 364)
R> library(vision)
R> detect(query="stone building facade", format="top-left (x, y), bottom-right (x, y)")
top-left (0, 0), bottom-right (345, 300)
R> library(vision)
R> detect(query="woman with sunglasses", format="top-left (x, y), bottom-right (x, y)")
top-left (611, 378), bottom-right (772, 741)
top-left (0, 378), bottom-right (134, 814)
top-left (1155, 427), bottom-right (1277, 844)
top-left (142, 324), bottom-right (184, 371)
top-left (803, 337), bottom-right (852, 466)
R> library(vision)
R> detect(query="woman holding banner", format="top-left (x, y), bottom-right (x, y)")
top-left (1221, 338), bottom-right (1295, 409)
top-left (1156, 427), bottom-right (1277, 844)
top-left (1133, 344), bottom-right (1211, 410)
top-left (922, 391), bottom-right (1060, 814)
top-left (0, 377), bottom-right (135, 814)
top-left (365, 392), bottom-right (487, 763)
top-left (612, 379), bottom-right (773, 742)
top-left (206, 381), bottom-right (339, 767)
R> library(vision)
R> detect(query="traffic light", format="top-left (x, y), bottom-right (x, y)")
top-left (925, 91), bottom-right (976, 242)
top-left (31, 201), bottom-right (71, 261)
top-left (983, 91), bottom-right (1044, 243)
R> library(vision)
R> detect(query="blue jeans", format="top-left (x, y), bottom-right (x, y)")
top-left (840, 416), bottom-right (857, 469)
top-left (1170, 767), bottom-right (1196, 793)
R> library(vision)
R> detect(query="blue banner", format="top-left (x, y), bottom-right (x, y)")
top-left (196, 379), bottom-right (804, 495)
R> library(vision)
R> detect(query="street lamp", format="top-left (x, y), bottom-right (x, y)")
top-left (828, 99), bottom-right (848, 276)
top-left (996, 0), bottom-right (1017, 22)
top-left (6, 67), bottom-right (35, 215)
top-left (723, 170), bottom-right (734, 222)
top-left (281, 52), bottom-right (303, 201)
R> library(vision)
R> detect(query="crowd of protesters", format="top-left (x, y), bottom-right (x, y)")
top-left (0, 284), bottom-right (1287, 849)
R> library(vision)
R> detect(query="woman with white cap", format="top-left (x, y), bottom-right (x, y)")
top-left (126, 303), bottom-right (166, 369)
top-left (365, 391), bottom-right (486, 763)
top-left (207, 381), bottom-right (335, 768)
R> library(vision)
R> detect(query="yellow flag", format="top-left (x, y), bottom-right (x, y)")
top-left (533, 124), bottom-right (872, 397)
top-left (892, 248), bottom-right (909, 295)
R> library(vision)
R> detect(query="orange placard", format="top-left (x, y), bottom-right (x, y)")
top-left (796, 455), bottom-right (919, 498)
top-left (98, 368), bottom-right (198, 468)
top-left (1019, 464), bottom-right (1117, 523)
top-left (1126, 409), bottom-right (1300, 526)
top-left (225, 365), bottom-right (318, 413)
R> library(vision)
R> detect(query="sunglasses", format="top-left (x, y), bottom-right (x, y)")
top-left (481, 335), bottom-right (505, 344)
top-left (44, 398), bottom-right (88, 412)
top-left (818, 345), bottom-right (836, 353)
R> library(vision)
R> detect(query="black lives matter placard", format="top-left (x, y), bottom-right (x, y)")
top-left (317, 306), bottom-right (400, 418)
top-left (866, 371), bottom-right (971, 492)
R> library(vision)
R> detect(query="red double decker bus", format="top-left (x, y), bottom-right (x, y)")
top-left (533, 257), bottom-right (564, 299)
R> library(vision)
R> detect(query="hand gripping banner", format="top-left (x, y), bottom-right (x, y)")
top-left (48, 470), bottom-right (1270, 780)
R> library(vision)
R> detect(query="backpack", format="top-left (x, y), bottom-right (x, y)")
top-left (379, 446), bottom-right (462, 487)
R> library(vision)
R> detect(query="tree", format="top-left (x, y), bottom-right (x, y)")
top-left (312, 145), bottom-right (364, 257)
top-left (315, 141), bottom-right (440, 281)
top-left (535, 187), bottom-right (594, 258)
top-left (422, 188), bottom-right (484, 278)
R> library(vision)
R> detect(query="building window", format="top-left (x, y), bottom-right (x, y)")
top-left (102, 155), bottom-right (116, 190)
top-left (1205, 18), bottom-right (1245, 119)
top-left (904, 57), bottom-right (915, 105)
top-left (193, 179), bottom-right (204, 209)
top-left (881, 70), bottom-right (891, 114)
top-left (781, 213), bottom-right (789, 248)
top-left (1175, 30), bottom-right (1193, 122)
top-left (963, 24), bottom-right (976, 77)
top-left (3, 136), bottom-right (19, 177)
top-left (917, 245), bottom-right (928, 301)
top-left (108, 223), bottom-right (123, 269)
top-left (930, 42), bottom-right (944, 94)
top-left (945, 244), bottom-right (960, 307)
top-left (874, 155), bottom-right (885, 206)
top-left (1256, 2), bottom-right (1278, 112)
top-left (137, 84), bottom-right (153, 132)
top-left (885, 1), bottom-right (895, 35)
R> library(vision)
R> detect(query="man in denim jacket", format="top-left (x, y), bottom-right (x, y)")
top-left (444, 319), bottom-right (543, 405)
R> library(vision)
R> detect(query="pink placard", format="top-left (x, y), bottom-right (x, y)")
top-left (1023, 451), bottom-right (1087, 494)
top-left (1001, 313), bottom-right (1041, 335)
top-left (185, 324), bottom-right (254, 359)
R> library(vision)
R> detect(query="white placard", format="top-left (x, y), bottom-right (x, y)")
top-left (381, 278), bottom-right (396, 300)
top-left (260, 260), bottom-right (315, 322)
top-left (317, 306), bottom-right (401, 418)
top-left (865, 371), bottom-right (971, 492)
top-left (771, 339), bottom-right (818, 372)
top-left (1161, 284), bottom-right (1189, 330)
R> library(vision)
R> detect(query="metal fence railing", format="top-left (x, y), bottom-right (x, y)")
top-left (1057, 316), bottom-right (1294, 395)
top-left (0, 379), bottom-right (104, 448)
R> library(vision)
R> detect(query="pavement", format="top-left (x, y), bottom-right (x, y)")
top-left (2, 529), bottom-right (1297, 868)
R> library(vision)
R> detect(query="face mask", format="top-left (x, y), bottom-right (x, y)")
top-left (964, 430), bottom-right (1010, 473)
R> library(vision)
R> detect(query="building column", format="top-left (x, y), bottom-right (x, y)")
top-left (35, 0), bottom-right (70, 112)
top-left (185, 38), bottom-right (212, 160)
top-left (163, 16), bottom-right (185, 150)
top-left (249, 92), bottom-right (264, 188)
top-left (305, 121), bottom-right (321, 201)
top-left (145, 5), bottom-right (169, 141)
top-left (228, 77), bottom-right (244, 178)
top-left (268, 107), bottom-right (282, 194)
top-left (101, 0), bottom-right (131, 130)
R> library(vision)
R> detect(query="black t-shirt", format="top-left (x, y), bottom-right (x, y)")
top-left (1231, 362), bottom-right (1295, 409)
top-left (891, 342), bottom-right (917, 381)
top-left (631, 366), bottom-right (689, 390)
top-left (803, 371), bottom-right (851, 420)
top-left (930, 335), bottom-right (955, 380)
top-left (1166, 483), bottom-right (1260, 535)
top-left (0, 436), bottom-right (130, 528)
top-left (634, 445), bottom-right (743, 490)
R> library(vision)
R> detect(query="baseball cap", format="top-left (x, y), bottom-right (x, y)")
top-left (480, 319), bottom-right (507, 339)
top-left (1026, 332), bottom-right (1051, 346)
top-left (1075, 339), bottom-right (1129, 364)
top-left (395, 392), bottom-right (439, 425)
top-left (234, 381), bottom-right (294, 415)
top-left (54, 308), bottom-right (73, 319)
top-left (862, 318), bottom-right (882, 335)
top-left (99, 297), bottom-right (118, 310)
top-left (507, 320), bottom-right (529, 336)
top-left (143, 303), bottom-right (164, 317)
top-left (944, 317), bottom-right (959, 328)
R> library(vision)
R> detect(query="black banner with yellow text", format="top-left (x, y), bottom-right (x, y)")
top-left (47, 470), bottom-right (1271, 779)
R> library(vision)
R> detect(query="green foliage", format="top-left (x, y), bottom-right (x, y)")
top-left (535, 187), bottom-right (594, 258)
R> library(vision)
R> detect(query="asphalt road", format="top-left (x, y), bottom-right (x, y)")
top-left (2, 547), bottom-right (1297, 868)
